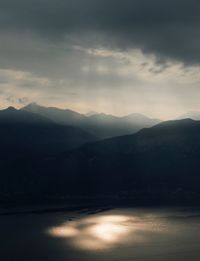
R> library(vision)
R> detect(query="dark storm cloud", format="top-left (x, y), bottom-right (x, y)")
top-left (0, 0), bottom-right (200, 64)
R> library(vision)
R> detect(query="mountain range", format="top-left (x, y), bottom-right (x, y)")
top-left (0, 106), bottom-right (96, 157)
top-left (53, 118), bottom-right (200, 197)
top-left (1, 104), bottom-right (200, 204)
top-left (22, 103), bottom-right (161, 138)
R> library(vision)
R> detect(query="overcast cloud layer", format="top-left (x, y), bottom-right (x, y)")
top-left (0, 0), bottom-right (200, 119)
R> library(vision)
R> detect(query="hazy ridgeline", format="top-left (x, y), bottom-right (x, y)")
top-left (1, 104), bottom-right (200, 205)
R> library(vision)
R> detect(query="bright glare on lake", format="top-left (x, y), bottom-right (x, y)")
top-left (1, 208), bottom-right (200, 260)
top-left (47, 213), bottom-right (169, 250)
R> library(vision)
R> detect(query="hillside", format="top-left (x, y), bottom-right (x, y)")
top-left (0, 107), bottom-right (97, 156)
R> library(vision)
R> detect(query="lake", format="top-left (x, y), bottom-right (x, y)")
top-left (1, 207), bottom-right (200, 261)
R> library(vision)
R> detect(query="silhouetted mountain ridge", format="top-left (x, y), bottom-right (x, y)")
top-left (0, 107), bottom-right (97, 157)
top-left (55, 119), bottom-right (200, 197)
top-left (22, 103), bottom-right (161, 138)
top-left (22, 102), bottom-right (86, 125)
top-left (0, 106), bottom-right (52, 125)
top-left (177, 111), bottom-right (200, 120)
top-left (1, 113), bottom-right (200, 204)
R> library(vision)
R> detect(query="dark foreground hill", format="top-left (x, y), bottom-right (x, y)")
top-left (1, 117), bottom-right (200, 205)
top-left (51, 119), bottom-right (200, 197)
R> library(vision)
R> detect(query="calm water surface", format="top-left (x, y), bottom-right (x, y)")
top-left (1, 208), bottom-right (200, 261)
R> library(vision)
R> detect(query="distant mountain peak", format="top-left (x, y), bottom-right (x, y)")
top-left (123, 113), bottom-right (149, 120)
top-left (25, 102), bottom-right (37, 106)
top-left (85, 111), bottom-right (98, 117)
top-left (6, 106), bottom-right (17, 111)
top-left (22, 103), bottom-right (82, 115)
top-left (27, 102), bottom-right (38, 106)
top-left (23, 102), bottom-right (41, 110)
top-left (177, 111), bottom-right (200, 120)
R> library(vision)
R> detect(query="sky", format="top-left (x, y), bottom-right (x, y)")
top-left (0, 0), bottom-right (200, 119)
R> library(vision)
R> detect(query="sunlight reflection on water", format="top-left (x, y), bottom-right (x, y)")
top-left (47, 212), bottom-right (170, 251)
